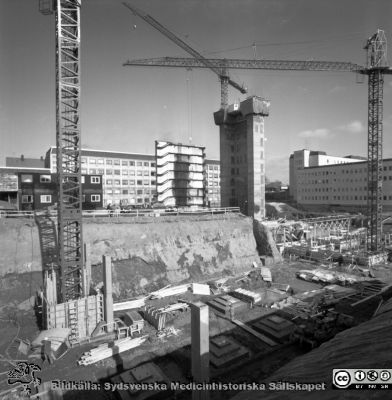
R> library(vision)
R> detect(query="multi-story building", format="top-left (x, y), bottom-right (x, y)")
top-left (289, 149), bottom-right (392, 211)
top-left (45, 146), bottom-right (221, 208)
top-left (155, 141), bottom-right (205, 207)
top-left (205, 159), bottom-right (221, 207)
top-left (214, 96), bottom-right (269, 219)
top-left (45, 147), bottom-right (156, 207)
top-left (0, 166), bottom-right (103, 211)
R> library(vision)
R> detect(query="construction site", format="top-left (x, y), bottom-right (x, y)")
top-left (1, 1), bottom-right (392, 400)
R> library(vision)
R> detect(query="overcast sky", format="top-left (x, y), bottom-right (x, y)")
top-left (1, 0), bottom-right (392, 183)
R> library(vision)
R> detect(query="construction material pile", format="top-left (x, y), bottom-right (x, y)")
top-left (78, 336), bottom-right (147, 366)
top-left (296, 269), bottom-right (370, 285)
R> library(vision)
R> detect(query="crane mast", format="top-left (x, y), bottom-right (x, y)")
top-left (40, 0), bottom-right (84, 302)
top-left (122, 2), bottom-right (246, 108)
top-left (360, 30), bottom-right (392, 252)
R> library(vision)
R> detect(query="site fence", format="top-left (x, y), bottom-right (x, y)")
top-left (0, 206), bottom-right (241, 219)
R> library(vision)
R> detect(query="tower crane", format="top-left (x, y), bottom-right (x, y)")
top-left (39, 0), bottom-right (85, 302)
top-left (122, 2), bottom-right (247, 109)
top-left (123, 34), bottom-right (391, 253)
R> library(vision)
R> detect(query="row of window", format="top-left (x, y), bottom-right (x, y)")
top-left (21, 174), bottom-right (101, 185)
top-left (300, 175), bottom-right (392, 185)
top-left (81, 169), bottom-right (155, 177)
top-left (104, 189), bottom-right (156, 195)
top-left (105, 179), bottom-right (156, 186)
top-left (22, 194), bottom-right (101, 203)
top-left (81, 158), bottom-right (155, 167)
top-left (302, 195), bottom-right (392, 202)
top-left (21, 174), bottom-right (52, 183)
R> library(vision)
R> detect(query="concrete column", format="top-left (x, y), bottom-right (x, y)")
top-left (103, 255), bottom-right (114, 333)
top-left (191, 301), bottom-right (209, 400)
top-left (84, 243), bottom-right (92, 296)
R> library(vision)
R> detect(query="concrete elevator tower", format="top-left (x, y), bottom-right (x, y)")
top-left (214, 96), bottom-right (270, 220)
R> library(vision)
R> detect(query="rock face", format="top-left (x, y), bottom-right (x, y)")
top-left (0, 219), bottom-right (41, 275)
top-left (253, 219), bottom-right (283, 265)
top-left (0, 214), bottom-right (282, 301)
top-left (85, 214), bottom-right (261, 299)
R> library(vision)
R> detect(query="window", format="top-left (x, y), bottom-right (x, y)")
top-left (129, 171), bottom-right (135, 176)
top-left (97, 159), bottom-right (104, 164)
top-left (22, 195), bottom-right (33, 203)
top-left (81, 157), bottom-right (87, 164)
top-left (137, 180), bottom-right (143, 185)
top-left (106, 159), bottom-right (113, 165)
top-left (144, 171), bottom-right (149, 176)
top-left (137, 171), bottom-right (142, 176)
top-left (122, 161), bottom-right (128, 166)
top-left (129, 180), bottom-right (135, 185)
top-left (91, 194), bottom-right (101, 202)
top-left (40, 195), bottom-right (52, 203)
top-left (114, 159), bottom-right (120, 165)
top-left (122, 180), bottom-right (128, 185)
top-left (81, 176), bottom-right (85, 184)
top-left (82, 195), bottom-right (86, 202)
top-left (137, 198), bottom-right (143, 203)
top-left (122, 189), bottom-right (128, 195)
top-left (114, 179), bottom-right (121, 185)
top-left (151, 162), bottom-right (156, 167)
top-left (151, 171), bottom-right (155, 176)
top-left (114, 170), bottom-right (121, 175)
top-left (106, 169), bottom-right (113, 175)
top-left (89, 159), bottom-right (96, 164)
top-left (114, 189), bottom-right (120, 195)
top-left (143, 180), bottom-right (149, 185)
top-left (122, 170), bottom-right (128, 176)
top-left (106, 179), bottom-right (112, 185)
top-left (137, 189), bottom-right (143, 195)
top-left (129, 161), bottom-right (135, 166)
top-left (144, 162), bottom-right (149, 167)
top-left (89, 169), bottom-right (96, 175)
top-left (21, 174), bottom-right (33, 183)
top-left (40, 174), bottom-right (51, 183)
top-left (137, 161), bottom-right (143, 167)
top-left (98, 169), bottom-right (104, 175)
top-left (91, 176), bottom-right (100, 184)
top-left (151, 180), bottom-right (156, 185)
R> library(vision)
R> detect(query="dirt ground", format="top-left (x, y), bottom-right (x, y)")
top-left (0, 259), bottom-right (391, 399)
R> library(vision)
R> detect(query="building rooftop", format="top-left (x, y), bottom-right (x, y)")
top-left (6, 156), bottom-right (45, 168)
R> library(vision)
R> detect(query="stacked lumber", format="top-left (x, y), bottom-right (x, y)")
top-left (113, 297), bottom-right (146, 312)
top-left (231, 288), bottom-right (262, 304)
top-left (78, 336), bottom-right (147, 366)
top-left (149, 284), bottom-right (189, 299)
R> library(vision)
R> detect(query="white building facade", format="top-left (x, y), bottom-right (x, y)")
top-left (289, 149), bottom-right (392, 211)
top-left (45, 147), bottom-right (221, 208)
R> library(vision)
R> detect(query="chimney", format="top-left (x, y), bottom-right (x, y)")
top-left (21, 155), bottom-right (24, 161)
top-left (40, 156), bottom-right (44, 161)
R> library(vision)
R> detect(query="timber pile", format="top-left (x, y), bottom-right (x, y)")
top-left (78, 336), bottom-right (147, 366)
top-left (149, 284), bottom-right (189, 299)
top-left (231, 288), bottom-right (262, 304)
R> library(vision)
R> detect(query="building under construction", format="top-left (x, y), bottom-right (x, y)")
top-left (214, 96), bottom-right (270, 220)
top-left (155, 140), bottom-right (206, 207)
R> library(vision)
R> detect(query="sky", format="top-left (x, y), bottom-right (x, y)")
top-left (1, 0), bottom-right (392, 183)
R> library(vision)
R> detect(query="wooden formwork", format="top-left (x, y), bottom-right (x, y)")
top-left (44, 294), bottom-right (104, 342)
